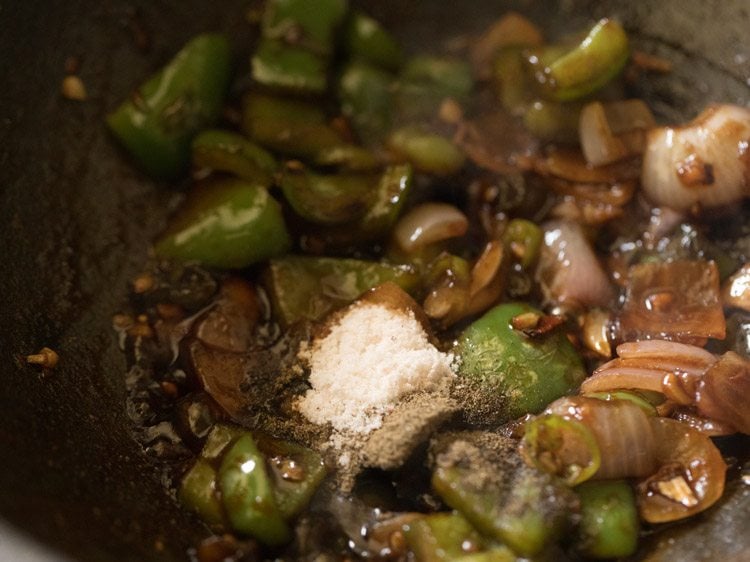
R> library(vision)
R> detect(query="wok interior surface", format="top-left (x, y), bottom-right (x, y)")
top-left (0, 0), bottom-right (748, 560)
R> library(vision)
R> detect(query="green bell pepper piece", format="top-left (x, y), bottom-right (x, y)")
top-left (301, 163), bottom-right (412, 250)
top-left (522, 100), bottom-right (582, 144)
top-left (279, 164), bottom-right (374, 225)
top-left (521, 414), bottom-right (601, 486)
top-left (242, 92), bottom-right (345, 158)
top-left (107, 34), bottom-right (231, 180)
top-left (358, 163), bottom-right (412, 238)
top-left (387, 127), bottom-right (465, 176)
top-left (178, 459), bottom-right (224, 527)
top-left (342, 10), bottom-right (404, 70)
top-left (338, 61), bottom-right (395, 144)
top-left (263, 256), bottom-right (420, 326)
top-left (312, 144), bottom-right (380, 172)
top-left (200, 424), bottom-right (245, 461)
top-left (529, 19), bottom-right (629, 101)
top-left (154, 178), bottom-right (291, 269)
top-left (492, 47), bottom-right (534, 114)
top-left (262, 0), bottom-right (348, 56)
top-left (192, 129), bottom-right (278, 184)
top-left (254, 433), bottom-right (327, 520)
top-left (431, 432), bottom-right (576, 557)
top-left (396, 56), bottom-right (474, 123)
top-left (456, 302), bottom-right (586, 421)
top-left (502, 218), bottom-right (543, 269)
top-left (251, 39), bottom-right (327, 94)
top-left (218, 434), bottom-right (290, 545)
top-left (401, 56), bottom-right (473, 101)
top-left (575, 480), bottom-right (639, 559)
top-left (404, 512), bottom-right (486, 562)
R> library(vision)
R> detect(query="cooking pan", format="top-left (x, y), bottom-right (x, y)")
top-left (0, 0), bottom-right (748, 560)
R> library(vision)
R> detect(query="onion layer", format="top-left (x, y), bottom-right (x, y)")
top-left (392, 203), bottom-right (468, 254)
top-left (641, 104), bottom-right (750, 211)
top-left (536, 219), bottom-right (614, 309)
top-left (637, 417), bottom-right (726, 523)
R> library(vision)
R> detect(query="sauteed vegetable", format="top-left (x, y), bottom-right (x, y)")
top-left (109, 2), bottom-right (750, 560)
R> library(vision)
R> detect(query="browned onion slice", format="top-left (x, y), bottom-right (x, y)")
top-left (696, 351), bottom-right (750, 434)
top-left (546, 396), bottom-right (658, 480)
top-left (615, 339), bottom-right (717, 366)
top-left (637, 417), bottom-right (726, 523)
top-left (536, 219), bottom-right (615, 310)
top-left (582, 339), bottom-right (717, 396)
top-left (392, 203), bottom-right (468, 254)
top-left (581, 366), bottom-right (668, 394)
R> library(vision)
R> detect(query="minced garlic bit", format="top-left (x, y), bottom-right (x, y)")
top-left (61, 75), bottom-right (87, 101)
top-left (296, 302), bottom-right (455, 435)
top-left (26, 347), bottom-right (59, 369)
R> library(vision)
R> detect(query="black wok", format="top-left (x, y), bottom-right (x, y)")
top-left (1, 1), bottom-right (749, 560)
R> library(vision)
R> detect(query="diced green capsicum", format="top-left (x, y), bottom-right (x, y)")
top-left (242, 92), bottom-right (345, 158)
top-left (254, 433), bottom-right (327, 519)
top-left (387, 127), bottom-right (465, 176)
top-left (396, 56), bottom-right (474, 122)
top-left (279, 164), bottom-right (374, 225)
top-left (431, 432), bottom-right (576, 557)
top-left (574, 480), bottom-right (639, 559)
top-left (312, 145), bottom-right (380, 172)
top-left (179, 459), bottom-right (224, 527)
top-left (522, 100), bottom-right (583, 144)
top-left (107, 34), bottom-right (232, 180)
top-left (342, 10), bottom-right (404, 70)
top-left (251, 39), bottom-right (328, 94)
top-left (357, 163), bottom-right (412, 239)
top-left (527, 19), bottom-right (629, 101)
top-left (201, 424), bottom-right (245, 461)
top-left (263, 256), bottom-right (420, 326)
top-left (261, 0), bottom-right (348, 55)
top-left (218, 434), bottom-right (290, 546)
top-left (338, 61), bottom-right (395, 144)
top-left (300, 163), bottom-right (413, 251)
top-left (192, 129), bottom-right (278, 183)
top-left (404, 512), bottom-right (486, 561)
top-left (253, 0), bottom-right (348, 94)
top-left (492, 46), bottom-right (534, 113)
top-left (521, 414), bottom-right (601, 486)
top-left (154, 178), bottom-right (291, 269)
top-left (179, 424), bottom-right (327, 542)
top-left (502, 218), bottom-right (542, 269)
top-left (456, 302), bottom-right (586, 422)
top-left (401, 56), bottom-right (474, 101)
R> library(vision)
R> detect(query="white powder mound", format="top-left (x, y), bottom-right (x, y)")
top-left (296, 302), bottom-right (455, 435)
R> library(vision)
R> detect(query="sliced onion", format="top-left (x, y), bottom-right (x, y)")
top-left (392, 203), bottom-right (468, 254)
top-left (582, 339), bottom-right (717, 396)
top-left (696, 351), bottom-right (750, 434)
top-left (669, 408), bottom-right (737, 437)
top-left (581, 366), bottom-right (668, 394)
top-left (579, 100), bottom-right (655, 166)
top-left (545, 396), bottom-right (658, 480)
top-left (615, 339), bottom-right (717, 367)
top-left (641, 104), bottom-right (750, 211)
top-left (722, 263), bottom-right (750, 312)
top-left (535, 147), bottom-right (641, 184)
top-left (194, 277), bottom-right (261, 353)
top-left (637, 417), bottom-right (726, 523)
top-left (536, 219), bottom-right (615, 309)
